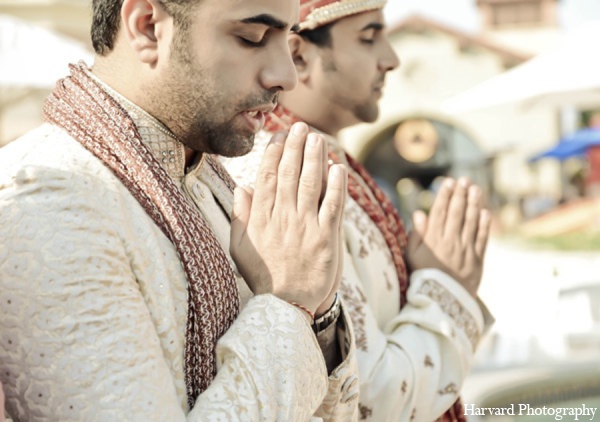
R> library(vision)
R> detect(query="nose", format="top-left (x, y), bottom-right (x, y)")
top-left (260, 42), bottom-right (298, 92)
top-left (379, 40), bottom-right (400, 73)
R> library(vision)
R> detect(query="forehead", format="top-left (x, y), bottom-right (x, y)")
top-left (333, 9), bottom-right (385, 32)
top-left (198, 0), bottom-right (300, 25)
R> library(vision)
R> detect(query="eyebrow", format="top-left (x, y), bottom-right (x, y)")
top-left (361, 22), bottom-right (385, 32)
top-left (239, 14), bottom-right (290, 30)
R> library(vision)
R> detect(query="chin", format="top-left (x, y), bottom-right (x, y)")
top-left (357, 112), bottom-right (379, 124)
top-left (355, 104), bottom-right (380, 124)
top-left (215, 135), bottom-right (255, 158)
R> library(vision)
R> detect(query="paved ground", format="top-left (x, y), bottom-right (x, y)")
top-left (461, 237), bottom-right (600, 413)
top-left (476, 236), bottom-right (600, 367)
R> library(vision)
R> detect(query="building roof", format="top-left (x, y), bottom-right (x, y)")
top-left (388, 14), bottom-right (532, 67)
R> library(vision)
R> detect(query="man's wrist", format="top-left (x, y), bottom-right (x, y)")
top-left (287, 300), bottom-right (315, 322)
top-left (312, 293), bottom-right (341, 334)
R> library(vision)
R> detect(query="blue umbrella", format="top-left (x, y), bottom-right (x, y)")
top-left (529, 127), bottom-right (600, 162)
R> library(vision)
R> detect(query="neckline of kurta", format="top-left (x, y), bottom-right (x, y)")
top-left (85, 68), bottom-right (192, 180)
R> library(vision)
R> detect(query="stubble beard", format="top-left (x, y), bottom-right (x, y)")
top-left (151, 28), bottom-right (266, 157)
top-left (155, 56), bottom-right (253, 156)
top-left (321, 51), bottom-right (379, 125)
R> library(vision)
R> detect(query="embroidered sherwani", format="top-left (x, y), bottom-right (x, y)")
top-left (222, 130), bottom-right (494, 422)
top-left (0, 80), bottom-right (359, 421)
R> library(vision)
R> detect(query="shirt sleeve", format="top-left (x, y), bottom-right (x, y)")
top-left (190, 294), bottom-right (331, 421)
top-left (0, 166), bottom-right (352, 421)
top-left (313, 305), bottom-right (360, 422)
top-left (340, 238), bottom-right (491, 421)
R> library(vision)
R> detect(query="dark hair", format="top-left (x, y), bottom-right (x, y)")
top-left (91, 0), bottom-right (194, 55)
top-left (298, 22), bottom-right (335, 48)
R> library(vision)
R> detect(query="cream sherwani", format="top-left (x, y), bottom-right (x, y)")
top-left (222, 130), bottom-right (494, 422)
top-left (0, 82), bottom-right (359, 421)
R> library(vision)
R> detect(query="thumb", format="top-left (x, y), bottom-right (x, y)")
top-left (412, 210), bottom-right (428, 237)
top-left (408, 210), bottom-right (427, 254)
top-left (230, 186), bottom-right (252, 252)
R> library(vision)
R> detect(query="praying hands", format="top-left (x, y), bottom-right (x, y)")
top-left (408, 177), bottom-right (492, 298)
top-left (231, 122), bottom-right (347, 317)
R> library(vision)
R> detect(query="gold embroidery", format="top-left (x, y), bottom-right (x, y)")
top-left (383, 272), bottom-right (393, 291)
top-left (340, 283), bottom-right (369, 352)
top-left (359, 241), bottom-right (369, 259)
top-left (359, 403), bottom-right (373, 420)
top-left (299, 0), bottom-right (387, 31)
top-left (438, 383), bottom-right (459, 395)
top-left (418, 279), bottom-right (480, 349)
top-left (424, 355), bottom-right (434, 368)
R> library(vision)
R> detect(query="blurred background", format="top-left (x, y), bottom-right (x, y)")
top-left (1, 0), bottom-right (599, 419)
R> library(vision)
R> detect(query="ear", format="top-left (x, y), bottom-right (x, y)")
top-left (288, 33), bottom-right (316, 84)
top-left (120, 0), bottom-right (171, 65)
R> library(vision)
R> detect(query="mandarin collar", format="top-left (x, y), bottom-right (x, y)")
top-left (86, 69), bottom-right (188, 180)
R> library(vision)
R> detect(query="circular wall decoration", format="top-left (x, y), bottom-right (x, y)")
top-left (394, 119), bottom-right (439, 163)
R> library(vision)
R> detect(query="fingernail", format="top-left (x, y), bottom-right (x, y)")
top-left (445, 178), bottom-right (455, 189)
top-left (481, 209), bottom-right (491, 222)
top-left (307, 133), bottom-right (320, 147)
top-left (459, 177), bottom-right (469, 188)
top-left (413, 211), bottom-right (426, 224)
top-left (292, 122), bottom-right (308, 136)
top-left (331, 164), bottom-right (345, 178)
top-left (469, 186), bottom-right (481, 200)
top-left (272, 132), bottom-right (286, 144)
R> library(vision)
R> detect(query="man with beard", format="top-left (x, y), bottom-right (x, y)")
top-left (0, 0), bottom-right (360, 420)
top-left (222, 0), bottom-right (495, 420)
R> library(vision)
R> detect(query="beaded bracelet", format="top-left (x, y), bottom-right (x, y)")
top-left (288, 301), bottom-right (315, 321)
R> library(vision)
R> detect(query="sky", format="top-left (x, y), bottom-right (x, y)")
top-left (383, 0), bottom-right (600, 33)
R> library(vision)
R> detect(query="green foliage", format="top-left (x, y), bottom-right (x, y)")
top-left (521, 231), bottom-right (600, 251)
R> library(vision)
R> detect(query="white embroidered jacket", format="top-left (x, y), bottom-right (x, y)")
top-left (0, 89), bottom-right (360, 421)
top-left (222, 130), bottom-right (495, 422)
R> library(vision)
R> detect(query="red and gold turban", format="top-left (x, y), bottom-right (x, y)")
top-left (299, 0), bottom-right (387, 31)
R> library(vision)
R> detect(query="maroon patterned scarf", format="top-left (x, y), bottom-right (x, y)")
top-left (265, 105), bottom-right (466, 422)
top-left (43, 63), bottom-right (240, 408)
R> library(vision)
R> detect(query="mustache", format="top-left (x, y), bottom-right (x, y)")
top-left (238, 92), bottom-right (279, 111)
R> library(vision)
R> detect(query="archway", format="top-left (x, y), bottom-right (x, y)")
top-left (361, 116), bottom-right (490, 223)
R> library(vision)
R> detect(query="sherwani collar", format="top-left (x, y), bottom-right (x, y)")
top-left (85, 68), bottom-right (190, 180)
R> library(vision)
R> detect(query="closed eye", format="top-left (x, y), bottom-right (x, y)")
top-left (239, 36), bottom-right (267, 48)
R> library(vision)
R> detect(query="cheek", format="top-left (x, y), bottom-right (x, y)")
top-left (337, 55), bottom-right (374, 91)
top-left (217, 56), bottom-right (258, 96)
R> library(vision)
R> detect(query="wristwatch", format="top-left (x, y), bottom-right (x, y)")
top-left (312, 293), bottom-right (342, 334)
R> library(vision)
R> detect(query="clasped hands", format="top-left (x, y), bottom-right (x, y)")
top-left (407, 177), bottom-right (491, 298)
top-left (230, 123), bottom-right (344, 318)
top-left (230, 123), bottom-right (492, 324)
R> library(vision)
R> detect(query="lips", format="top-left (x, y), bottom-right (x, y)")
top-left (240, 110), bottom-right (266, 134)
top-left (373, 76), bottom-right (386, 91)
